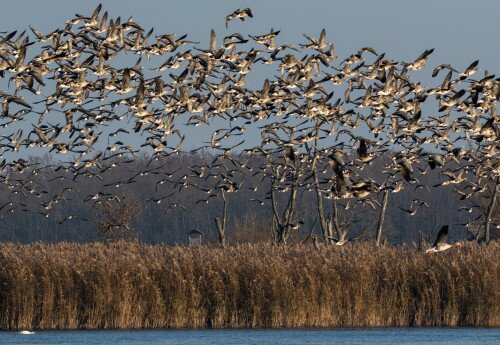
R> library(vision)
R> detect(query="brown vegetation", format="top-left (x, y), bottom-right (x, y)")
top-left (0, 241), bottom-right (498, 330)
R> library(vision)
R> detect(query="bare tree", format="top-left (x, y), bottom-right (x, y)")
top-left (214, 190), bottom-right (228, 248)
top-left (376, 189), bottom-right (390, 246)
top-left (93, 193), bottom-right (142, 242)
top-left (484, 177), bottom-right (499, 243)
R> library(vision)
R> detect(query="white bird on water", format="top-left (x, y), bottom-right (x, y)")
top-left (18, 330), bottom-right (35, 335)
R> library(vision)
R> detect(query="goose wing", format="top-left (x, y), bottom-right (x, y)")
top-left (433, 225), bottom-right (448, 247)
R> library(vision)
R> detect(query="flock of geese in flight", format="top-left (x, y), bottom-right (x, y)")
top-left (0, 4), bottom-right (498, 249)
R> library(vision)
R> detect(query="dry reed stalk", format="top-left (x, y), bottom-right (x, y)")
top-left (0, 241), bottom-right (498, 330)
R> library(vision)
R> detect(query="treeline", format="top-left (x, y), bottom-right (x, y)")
top-left (0, 152), bottom-right (486, 245)
top-left (0, 241), bottom-right (498, 329)
top-left (0, 4), bottom-right (498, 246)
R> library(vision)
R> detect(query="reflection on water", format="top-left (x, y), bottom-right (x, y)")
top-left (1, 328), bottom-right (499, 345)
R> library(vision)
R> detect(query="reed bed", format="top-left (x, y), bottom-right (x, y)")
top-left (0, 241), bottom-right (498, 330)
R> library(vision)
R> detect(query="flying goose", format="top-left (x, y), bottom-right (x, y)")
top-left (426, 225), bottom-right (461, 253)
top-left (301, 28), bottom-right (327, 50)
top-left (404, 48), bottom-right (434, 71)
top-left (225, 8), bottom-right (253, 28)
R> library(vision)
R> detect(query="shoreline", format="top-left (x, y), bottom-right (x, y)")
top-left (3, 326), bottom-right (500, 331)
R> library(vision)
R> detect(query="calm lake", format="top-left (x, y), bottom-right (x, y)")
top-left (1, 328), bottom-right (499, 345)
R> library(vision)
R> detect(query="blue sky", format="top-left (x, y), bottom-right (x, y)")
top-left (3, 0), bottom-right (498, 72)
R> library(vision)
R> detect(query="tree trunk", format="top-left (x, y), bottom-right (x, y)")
top-left (313, 167), bottom-right (328, 239)
top-left (270, 174), bottom-right (299, 245)
top-left (214, 218), bottom-right (226, 248)
top-left (222, 191), bottom-right (228, 238)
top-left (332, 202), bottom-right (342, 240)
top-left (214, 191), bottom-right (228, 248)
top-left (270, 183), bottom-right (281, 244)
top-left (484, 178), bottom-right (499, 244)
top-left (276, 224), bottom-right (287, 245)
top-left (326, 215), bottom-right (334, 244)
top-left (376, 190), bottom-right (389, 246)
top-left (310, 125), bottom-right (329, 239)
top-left (418, 231), bottom-right (425, 251)
top-left (281, 183), bottom-right (298, 245)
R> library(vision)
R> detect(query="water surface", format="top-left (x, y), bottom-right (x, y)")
top-left (1, 328), bottom-right (499, 345)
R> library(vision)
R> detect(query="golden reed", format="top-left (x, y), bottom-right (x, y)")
top-left (0, 241), bottom-right (498, 330)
